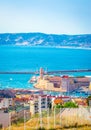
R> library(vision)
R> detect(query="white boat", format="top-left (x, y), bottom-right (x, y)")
top-left (28, 76), bottom-right (37, 83)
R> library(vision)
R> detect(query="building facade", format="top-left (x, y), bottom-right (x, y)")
top-left (0, 98), bottom-right (14, 109)
top-left (30, 95), bottom-right (52, 115)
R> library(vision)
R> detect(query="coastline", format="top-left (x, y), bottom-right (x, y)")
top-left (0, 45), bottom-right (91, 50)
top-left (55, 46), bottom-right (91, 50)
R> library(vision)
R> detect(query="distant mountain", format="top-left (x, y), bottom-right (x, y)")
top-left (0, 33), bottom-right (91, 48)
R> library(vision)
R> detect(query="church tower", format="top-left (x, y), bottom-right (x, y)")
top-left (40, 67), bottom-right (44, 79)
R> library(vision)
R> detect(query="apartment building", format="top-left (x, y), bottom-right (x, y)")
top-left (30, 95), bottom-right (52, 115)
top-left (0, 98), bottom-right (15, 109)
top-left (0, 90), bottom-right (15, 109)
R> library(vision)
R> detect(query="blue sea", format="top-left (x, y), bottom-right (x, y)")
top-left (0, 46), bottom-right (91, 93)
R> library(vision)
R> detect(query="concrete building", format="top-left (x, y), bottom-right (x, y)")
top-left (35, 75), bottom-right (78, 92)
top-left (0, 90), bottom-right (15, 109)
top-left (0, 98), bottom-right (14, 109)
top-left (0, 111), bottom-right (10, 128)
top-left (35, 73), bottom-right (90, 93)
top-left (61, 76), bottom-right (76, 92)
top-left (75, 77), bottom-right (90, 87)
top-left (30, 95), bottom-right (52, 115)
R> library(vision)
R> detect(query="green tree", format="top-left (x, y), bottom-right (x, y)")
top-left (63, 101), bottom-right (78, 108)
top-left (87, 95), bottom-right (91, 105)
top-left (88, 95), bottom-right (91, 98)
top-left (55, 104), bottom-right (63, 108)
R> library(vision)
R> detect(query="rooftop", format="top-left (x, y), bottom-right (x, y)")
top-left (0, 90), bottom-right (15, 98)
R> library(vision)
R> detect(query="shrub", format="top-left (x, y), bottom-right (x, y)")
top-left (55, 104), bottom-right (63, 108)
top-left (63, 101), bottom-right (78, 108)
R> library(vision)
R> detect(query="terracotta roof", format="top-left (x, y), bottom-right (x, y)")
top-left (15, 97), bottom-right (30, 102)
top-left (54, 98), bottom-right (63, 104)
top-left (62, 75), bottom-right (69, 78)
top-left (48, 76), bottom-right (62, 82)
top-left (74, 98), bottom-right (87, 106)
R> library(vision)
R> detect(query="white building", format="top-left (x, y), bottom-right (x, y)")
top-left (61, 76), bottom-right (76, 92)
top-left (0, 98), bottom-right (14, 109)
top-left (30, 95), bottom-right (51, 115)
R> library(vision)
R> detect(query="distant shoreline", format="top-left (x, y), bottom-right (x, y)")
top-left (55, 46), bottom-right (91, 50)
top-left (0, 45), bottom-right (91, 50)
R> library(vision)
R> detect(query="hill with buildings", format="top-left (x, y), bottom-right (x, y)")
top-left (0, 33), bottom-right (91, 48)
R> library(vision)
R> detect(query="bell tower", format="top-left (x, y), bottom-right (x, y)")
top-left (40, 67), bottom-right (44, 79)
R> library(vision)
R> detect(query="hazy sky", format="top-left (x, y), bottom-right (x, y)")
top-left (0, 0), bottom-right (91, 34)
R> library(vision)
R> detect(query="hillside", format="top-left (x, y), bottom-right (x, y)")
top-left (0, 33), bottom-right (91, 48)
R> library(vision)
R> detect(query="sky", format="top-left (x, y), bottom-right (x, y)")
top-left (0, 0), bottom-right (91, 34)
